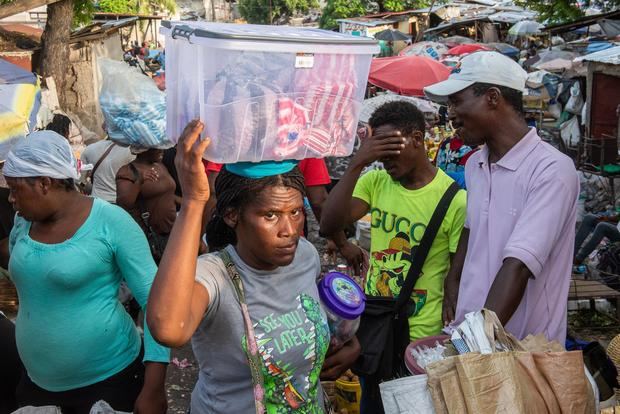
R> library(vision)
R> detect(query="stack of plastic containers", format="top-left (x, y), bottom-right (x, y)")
top-left (161, 21), bottom-right (378, 163)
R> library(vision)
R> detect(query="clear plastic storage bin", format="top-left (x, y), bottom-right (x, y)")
top-left (161, 21), bottom-right (378, 163)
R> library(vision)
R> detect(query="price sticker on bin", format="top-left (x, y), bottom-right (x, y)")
top-left (295, 53), bottom-right (315, 69)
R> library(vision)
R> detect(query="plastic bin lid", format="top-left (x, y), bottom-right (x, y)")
top-left (162, 21), bottom-right (377, 45)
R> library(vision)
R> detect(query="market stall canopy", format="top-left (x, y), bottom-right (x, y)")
top-left (485, 42), bottom-right (520, 57)
top-left (359, 94), bottom-right (438, 123)
top-left (525, 48), bottom-right (577, 67)
top-left (508, 20), bottom-right (544, 36)
top-left (447, 43), bottom-right (491, 55)
top-left (374, 29), bottom-right (410, 42)
top-left (0, 58), bottom-right (40, 161)
top-left (368, 55), bottom-right (451, 97)
top-left (574, 45), bottom-right (620, 64)
top-left (438, 35), bottom-right (475, 47)
top-left (533, 58), bottom-right (573, 72)
top-left (399, 41), bottom-right (448, 60)
top-left (487, 10), bottom-right (537, 24)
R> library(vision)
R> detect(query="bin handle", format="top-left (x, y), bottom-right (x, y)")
top-left (171, 25), bottom-right (195, 42)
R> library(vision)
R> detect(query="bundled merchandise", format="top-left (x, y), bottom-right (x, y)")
top-left (410, 342), bottom-right (447, 370)
top-left (98, 58), bottom-right (170, 149)
top-left (426, 310), bottom-right (596, 414)
top-left (161, 22), bottom-right (378, 163)
top-left (381, 310), bottom-right (596, 414)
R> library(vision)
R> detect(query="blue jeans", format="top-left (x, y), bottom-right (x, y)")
top-left (575, 214), bottom-right (620, 263)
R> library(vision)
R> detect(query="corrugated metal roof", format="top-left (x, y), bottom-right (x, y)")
top-left (336, 18), bottom-right (397, 26)
top-left (575, 45), bottom-right (620, 64)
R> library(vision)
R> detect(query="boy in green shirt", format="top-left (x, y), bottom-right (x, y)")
top-left (320, 101), bottom-right (466, 413)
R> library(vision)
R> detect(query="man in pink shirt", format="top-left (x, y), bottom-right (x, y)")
top-left (424, 52), bottom-right (579, 343)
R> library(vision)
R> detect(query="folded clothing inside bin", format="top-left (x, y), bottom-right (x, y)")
top-left (202, 52), bottom-right (361, 162)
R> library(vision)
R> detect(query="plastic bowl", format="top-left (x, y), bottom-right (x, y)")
top-left (404, 335), bottom-right (450, 375)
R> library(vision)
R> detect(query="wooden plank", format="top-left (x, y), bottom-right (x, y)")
top-left (0, 0), bottom-right (62, 20)
top-left (568, 279), bottom-right (620, 300)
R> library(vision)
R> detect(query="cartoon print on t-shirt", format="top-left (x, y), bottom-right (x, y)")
top-left (367, 232), bottom-right (428, 315)
top-left (244, 293), bottom-right (329, 413)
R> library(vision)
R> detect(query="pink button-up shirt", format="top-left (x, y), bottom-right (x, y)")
top-left (455, 128), bottom-right (579, 343)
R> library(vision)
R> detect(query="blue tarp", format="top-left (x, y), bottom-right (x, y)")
top-left (586, 41), bottom-right (615, 54)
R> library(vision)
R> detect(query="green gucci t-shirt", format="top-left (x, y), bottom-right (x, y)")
top-left (353, 168), bottom-right (466, 340)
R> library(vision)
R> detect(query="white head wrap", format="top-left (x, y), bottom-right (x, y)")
top-left (4, 130), bottom-right (80, 180)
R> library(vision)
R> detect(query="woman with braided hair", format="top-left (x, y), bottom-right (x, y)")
top-left (148, 120), bottom-right (361, 413)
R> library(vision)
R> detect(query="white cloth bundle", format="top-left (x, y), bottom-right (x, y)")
top-left (4, 130), bottom-right (80, 180)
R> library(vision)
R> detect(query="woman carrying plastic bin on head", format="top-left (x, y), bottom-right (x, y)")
top-left (148, 120), bottom-right (361, 413)
top-left (0, 131), bottom-right (170, 414)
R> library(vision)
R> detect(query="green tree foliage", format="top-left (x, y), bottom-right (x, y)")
top-left (75, 0), bottom-right (177, 26)
top-left (319, 0), bottom-right (445, 29)
top-left (515, 0), bottom-right (620, 24)
top-left (97, 0), bottom-right (137, 14)
top-left (319, 0), bottom-right (367, 29)
top-left (239, 0), bottom-right (319, 24)
top-left (515, 0), bottom-right (583, 24)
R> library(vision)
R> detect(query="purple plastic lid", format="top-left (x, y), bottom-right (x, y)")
top-left (318, 272), bottom-right (366, 320)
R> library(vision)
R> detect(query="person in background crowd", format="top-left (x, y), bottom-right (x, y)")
top-left (116, 148), bottom-right (177, 263)
top-left (0, 131), bottom-right (169, 414)
top-left (147, 121), bottom-right (358, 413)
top-left (434, 132), bottom-right (479, 189)
top-left (425, 51), bottom-right (579, 344)
top-left (45, 114), bottom-right (71, 140)
top-left (320, 101), bottom-right (466, 413)
top-left (81, 128), bottom-right (135, 204)
top-left (162, 146), bottom-right (220, 253)
top-left (298, 157), bottom-right (366, 275)
top-left (574, 213), bottom-right (620, 268)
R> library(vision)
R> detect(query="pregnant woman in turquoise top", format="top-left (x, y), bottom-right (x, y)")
top-left (1, 131), bottom-right (170, 414)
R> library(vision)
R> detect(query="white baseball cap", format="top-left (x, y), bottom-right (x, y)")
top-left (424, 51), bottom-right (527, 103)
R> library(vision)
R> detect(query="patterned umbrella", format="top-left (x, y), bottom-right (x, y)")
top-left (399, 41), bottom-right (449, 60)
top-left (0, 59), bottom-right (40, 161)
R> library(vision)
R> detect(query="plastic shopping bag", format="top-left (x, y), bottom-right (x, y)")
top-left (379, 374), bottom-right (435, 414)
top-left (560, 116), bottom-right (581, 148)
top-left (98, 58), bottom-right (170, 149)
top-left (565, 82), bottom-right (584, 115)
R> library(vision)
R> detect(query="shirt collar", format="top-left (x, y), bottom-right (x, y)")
top-left (481, 128), bottom-right (541, 172)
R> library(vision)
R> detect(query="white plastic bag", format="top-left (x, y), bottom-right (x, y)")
top-left (565, 82), bottom-right (584, 115)
top-left (380, 375), bottom-right (435, 414)
top-left (89, 400), bottom-right (132, 414)
top-left (98, 58), bottom-right (170, 149)
top-left (560, 116), bottom-right (581, 147)
top-left (548, 102), bottom-right (562, 119)
top-left (11, 407), bottom-right (62, 414)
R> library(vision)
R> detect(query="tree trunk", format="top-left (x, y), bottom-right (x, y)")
top-left (39, 0), bottom-right (73, 109)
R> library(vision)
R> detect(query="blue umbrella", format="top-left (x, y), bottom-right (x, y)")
top-left (486, 42), bottom-right (520, 57)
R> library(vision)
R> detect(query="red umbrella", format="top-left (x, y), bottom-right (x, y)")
top-left (368, 55), bottom-right (451, 97)
top-left (447, 44), bottom-right (491, 56)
